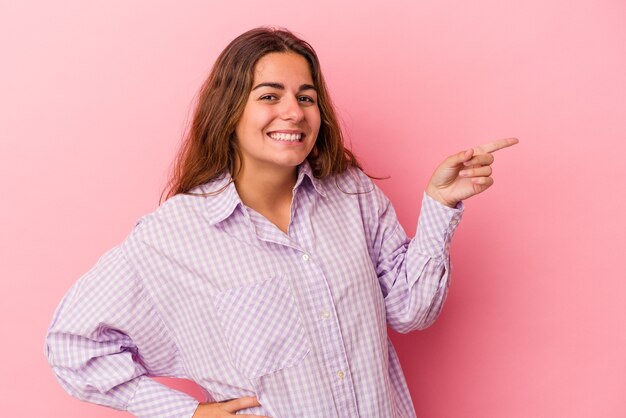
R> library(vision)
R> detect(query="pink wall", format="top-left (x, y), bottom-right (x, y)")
top-left (2, 0), bottom-right (625, 416)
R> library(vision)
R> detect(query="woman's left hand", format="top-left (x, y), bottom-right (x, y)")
top-left (425, 137), bottom-right (519, 208)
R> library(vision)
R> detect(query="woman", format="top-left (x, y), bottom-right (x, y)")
top-left (45, 27), bottom-right (517, 418)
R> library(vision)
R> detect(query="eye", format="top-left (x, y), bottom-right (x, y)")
top-left (298, 96), bottom-right (316, 104)
top-left (259, 94), bottom-right (278, 101)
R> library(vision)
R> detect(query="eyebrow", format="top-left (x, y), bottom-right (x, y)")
top-left (251, 82), bottom-right (317, 92)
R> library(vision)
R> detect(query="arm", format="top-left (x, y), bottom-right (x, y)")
top-left (44, 245), bottom-right (199, 418)
top-left (372, 189), bottom-right (463, 333)
top-left (375, 137), bottom-right (518, 332)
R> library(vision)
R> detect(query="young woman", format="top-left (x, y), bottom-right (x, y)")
top-left (45, 27), bottom-right (518, 418)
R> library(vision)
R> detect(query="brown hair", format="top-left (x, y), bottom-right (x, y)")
top-left (161, 27), bottom-right (362, 203)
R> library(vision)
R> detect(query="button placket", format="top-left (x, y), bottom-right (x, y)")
top-left (294, 247), bottom-right (359, 416)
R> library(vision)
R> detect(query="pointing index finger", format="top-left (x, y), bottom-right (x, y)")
top-left (474, 137), bottom-right (519, 154)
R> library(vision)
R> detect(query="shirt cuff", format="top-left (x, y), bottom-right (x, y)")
top-left (414, 192), bottom-right (464, 256)
top-left (127, 376), bottom-right (200, 418)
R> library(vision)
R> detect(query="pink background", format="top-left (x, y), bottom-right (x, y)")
top-left (2, 0), bottom-right (625, 417)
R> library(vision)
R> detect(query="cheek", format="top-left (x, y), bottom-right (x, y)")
top-left (236, 103), bottom-right (268, 133)
top-left (245, 109), bottom-right (274, 132)
top-left (234, 108), bottom-right (251, 137)
top-left (309, 109), bottom-right (322, 132)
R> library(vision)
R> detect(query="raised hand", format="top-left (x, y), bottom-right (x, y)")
top-left (192, 396), bottom-right (270, 418)
top-left (425, 137), bottom-right (519, 208)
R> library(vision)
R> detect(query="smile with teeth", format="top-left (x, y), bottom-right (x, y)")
top-left (268, 132), bottom-right (304, 142)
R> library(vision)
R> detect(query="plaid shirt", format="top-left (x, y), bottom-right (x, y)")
top-left (45, 161), bottom-right (463, 417)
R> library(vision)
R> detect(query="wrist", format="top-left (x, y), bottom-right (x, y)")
top-left (425, 186), bottom-right (458, 209)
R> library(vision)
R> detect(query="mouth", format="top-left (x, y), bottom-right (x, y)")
top-left (267, 131), bottom-right (305, 143)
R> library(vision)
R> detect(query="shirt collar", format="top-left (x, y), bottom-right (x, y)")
top-left (193, 174), bottom-right (242, 226)
top-left (295, 160), bottom-right (327, 199)
top-left (197, 160), bottom-right (327, 226)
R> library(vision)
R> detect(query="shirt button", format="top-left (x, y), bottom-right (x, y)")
top-left (321, 310), bottom-right (330, 320)
top-left (337, 371), bottom-right (345, 379)
top-left (302, 253), bottom-right (310, 261)
top-left (451, 219), bottom-right (458, 226)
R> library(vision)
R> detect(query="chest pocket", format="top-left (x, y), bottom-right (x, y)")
top-left (214, 276), bottom-right (311, 379)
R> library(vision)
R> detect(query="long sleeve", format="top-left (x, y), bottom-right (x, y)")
top-left (44, 244), bottom-right (199, 418)
top-left (372, 190), bottom-right (464, 333)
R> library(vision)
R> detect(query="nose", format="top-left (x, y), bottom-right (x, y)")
top-left (279, 96), bottom-right (304, 122)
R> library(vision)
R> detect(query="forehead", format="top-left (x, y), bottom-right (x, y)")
top-left (253, 52), bottom-right (314, 83)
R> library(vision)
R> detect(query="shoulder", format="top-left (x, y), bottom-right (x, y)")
top-left (322, 166), bottom-right (369, 194)
top-left (327, 165), bottom-right (388, 200)
top-left (123, 182), bottom-right (223, 254)
top-left (132, 191), bottom-right (203, 232)
top-left (318, 166), bottom-right (392, 221)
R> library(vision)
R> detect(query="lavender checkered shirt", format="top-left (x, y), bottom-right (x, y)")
top-left (45, 161), bottom-right (463, 417)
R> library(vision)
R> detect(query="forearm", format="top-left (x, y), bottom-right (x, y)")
top-left (380, 192), bottom-right (463, 333)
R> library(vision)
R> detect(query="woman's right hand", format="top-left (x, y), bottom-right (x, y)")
top-left (192, 396), bottom-right (270, 418)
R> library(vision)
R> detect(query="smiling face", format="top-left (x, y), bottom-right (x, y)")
top-left (234, 52), bottom-right (321, 179)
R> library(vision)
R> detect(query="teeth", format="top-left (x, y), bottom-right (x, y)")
top-left (269, 132), bottom-right (302, 141)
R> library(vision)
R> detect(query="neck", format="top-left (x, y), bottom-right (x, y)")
top-left (233, 162), bottom-right (298, 212)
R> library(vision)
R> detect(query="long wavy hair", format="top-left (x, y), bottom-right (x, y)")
top-left (161, 27), bottom-right (362, 203)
